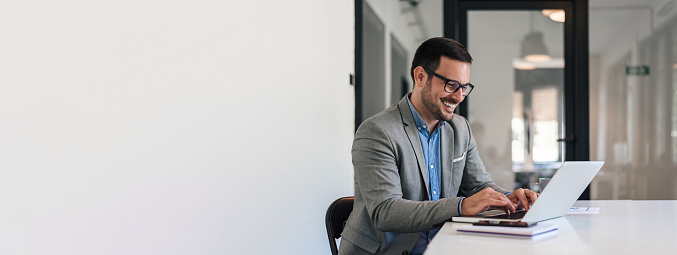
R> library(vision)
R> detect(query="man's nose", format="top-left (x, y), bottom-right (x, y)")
top-left (450, 88), bottom-right (465, 101)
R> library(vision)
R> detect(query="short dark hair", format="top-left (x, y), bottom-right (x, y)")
top-left (410, 37), bottom-right (473, 84)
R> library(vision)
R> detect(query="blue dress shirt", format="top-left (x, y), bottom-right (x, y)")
top-left (405, 97), bottom-right (510, 254)
top-left (406, 97), bottom-right (444, 254)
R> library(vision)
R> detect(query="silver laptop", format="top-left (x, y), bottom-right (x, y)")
top-left (451, 161), bottom-right (604, 223)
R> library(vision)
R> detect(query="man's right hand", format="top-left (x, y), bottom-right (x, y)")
top-left (460, 187), bottom-right (516, 216)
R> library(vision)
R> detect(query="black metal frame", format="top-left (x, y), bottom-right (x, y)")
top-left (444, 0), bottom-right (591, 199)
top-left (355, 0), bottom-right (364, 132)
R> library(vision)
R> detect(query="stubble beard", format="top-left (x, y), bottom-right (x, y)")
top-left (421, 80), bottom-right (454, 122)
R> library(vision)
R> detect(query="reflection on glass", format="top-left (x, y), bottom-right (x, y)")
top-left (589, 0), bottom-right (677, 199)
top-left (673, 56), bottom-right (677, 164)
top-left (468, 10), bottom-right (564, 190)
top-left (512, 91), bottom-right (525, 163)
top-left (532, 88), bottom-right (560, 162)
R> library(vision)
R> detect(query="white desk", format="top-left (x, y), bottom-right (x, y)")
top-left (424, 200), bottom-right (677, 255)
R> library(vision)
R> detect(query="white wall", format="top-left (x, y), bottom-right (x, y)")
top-left (0, 1), bottom-right (354, 254)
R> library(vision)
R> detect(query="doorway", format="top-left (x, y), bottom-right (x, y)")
top-left (444, 0), bottom-right (590, 198)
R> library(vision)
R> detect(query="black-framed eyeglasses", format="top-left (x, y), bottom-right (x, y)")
top-left (422, 67), bottom-right (474, 96)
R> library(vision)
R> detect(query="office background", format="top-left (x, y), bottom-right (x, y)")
top-left (1, 0), bottom-right (676, 254)
top-left (359, 0), bottom-right (677, 203)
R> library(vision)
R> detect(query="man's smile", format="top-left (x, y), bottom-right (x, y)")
top-left (441, 98), bottom-right (457, 111)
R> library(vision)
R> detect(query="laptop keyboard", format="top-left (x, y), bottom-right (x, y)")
top-left (487, 210), bottom-right (528, 219)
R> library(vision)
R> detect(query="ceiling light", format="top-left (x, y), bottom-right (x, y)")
top-left (542, 9), bottom-right (565, 22)
top-left (513, 59), bottom-right (536, 70)
top-left (549, 10), bottom-right (565, 22)
top-left (525, 54), bottom-right (551, 62)
top-left (541, 9), bottom-right (558, 16)
top-left (521, 31), bottom-right (551, 62)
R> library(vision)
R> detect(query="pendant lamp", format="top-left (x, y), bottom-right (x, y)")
top-left (521, 12), bottom-right (551, 62)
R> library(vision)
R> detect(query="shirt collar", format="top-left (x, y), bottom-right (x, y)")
top-left (406, 94), bottom-right (445, 132)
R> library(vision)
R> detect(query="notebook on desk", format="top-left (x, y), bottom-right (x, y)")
top-left (457, 223), bottom-right (559, 237)
top-left (451, 161), bottom-right (604, 223)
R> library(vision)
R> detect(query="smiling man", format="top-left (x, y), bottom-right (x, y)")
top-left (340, 38), bottom-right (538, 255)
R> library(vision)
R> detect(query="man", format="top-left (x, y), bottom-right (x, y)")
top-left (339, 37), bottom-right (538, 255)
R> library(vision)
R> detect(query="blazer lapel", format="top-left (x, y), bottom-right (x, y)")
top-left (397, 96), bottom-right (430, 198)
top-left (440, 121), bottom-right (455, 198)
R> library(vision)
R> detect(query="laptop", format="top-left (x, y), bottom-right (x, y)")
top-left (451, 161), bottom-right (604, 223)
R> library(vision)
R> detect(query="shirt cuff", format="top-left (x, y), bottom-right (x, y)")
top-left (458, 197), bottom-right (466, 216)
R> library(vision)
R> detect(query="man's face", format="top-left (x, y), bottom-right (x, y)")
top-left (419, 57), bottom-right (471, 122)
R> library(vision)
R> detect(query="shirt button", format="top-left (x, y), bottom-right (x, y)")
top-left (418, 127), bottom-right (421, 130)
top-left (433, 191), bottom-right (437, 194)
top-left (430, 165), bottom-right (434, 168)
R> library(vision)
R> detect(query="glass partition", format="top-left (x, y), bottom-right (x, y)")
top-left (589, 0), bottom-right (677, 199)
top-left (467, 10), bottom-right (565, 189)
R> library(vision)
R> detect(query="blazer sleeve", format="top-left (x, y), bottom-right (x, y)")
top-left (352, 119), bottom-right (462, 233)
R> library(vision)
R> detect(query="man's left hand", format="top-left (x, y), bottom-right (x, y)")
top-left (507, 188), bottom-right (539, 211)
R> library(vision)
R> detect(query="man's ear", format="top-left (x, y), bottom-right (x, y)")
top-left (413, 66), bottom-right (427, 87)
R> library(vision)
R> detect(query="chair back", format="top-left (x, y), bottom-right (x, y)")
top-left (325, 196), bottom-right (354, 255)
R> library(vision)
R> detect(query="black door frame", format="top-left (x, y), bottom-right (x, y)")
top-left (355, 0), bottom-right (364, 131)
top-left (444, 0), bottom-right (591, 199)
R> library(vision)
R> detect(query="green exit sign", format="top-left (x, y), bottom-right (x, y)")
top-left (626, 65), bottom-right (650, 76)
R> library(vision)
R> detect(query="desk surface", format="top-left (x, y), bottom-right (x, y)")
top-left (424, 200), bottom-right (677, 255)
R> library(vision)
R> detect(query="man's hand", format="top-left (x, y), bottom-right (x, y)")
top-left (461, 187), bottom-right (515, 216)
top-left (507, 188), bottom-right (539, 211)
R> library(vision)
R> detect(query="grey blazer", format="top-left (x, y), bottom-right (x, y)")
top-left (339, 95), bottom-right (507, 255)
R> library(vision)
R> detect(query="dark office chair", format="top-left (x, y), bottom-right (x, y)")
top-left (325, 196), bottom-right (354, 255)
